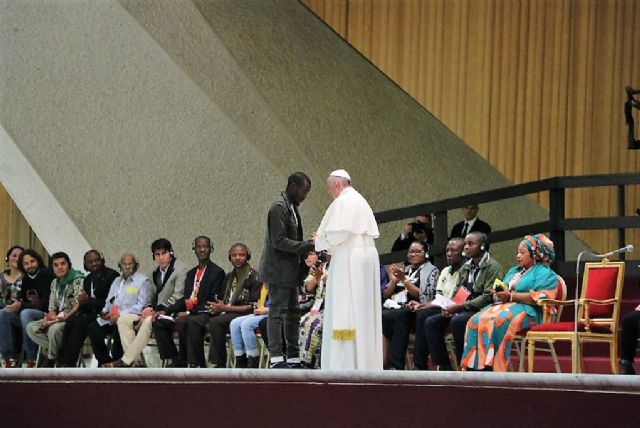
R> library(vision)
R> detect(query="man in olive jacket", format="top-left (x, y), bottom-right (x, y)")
top-left (425, 232), bottom-right (503, 370)
top-left (260, 172), bottom-right (314, 368)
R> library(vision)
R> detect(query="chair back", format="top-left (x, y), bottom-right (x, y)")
top-left (578, 260), bottom-right (625, 330)
top-left (540, 274), bottom-right (567, 323)
top-left (552, 275), bottom-right (568, 322)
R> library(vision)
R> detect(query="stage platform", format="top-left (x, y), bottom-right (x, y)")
top-left (1, 369), bottom-right (638, 427)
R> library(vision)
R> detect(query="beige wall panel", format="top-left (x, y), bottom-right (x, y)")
top-left (303, 0), bottom-right (640, 257)
top-left (1, 0), bottom-right (586, 269)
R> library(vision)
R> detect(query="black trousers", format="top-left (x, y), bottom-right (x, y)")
top-left (152, 315), bottom-right (188, 363)
top-left (258, 316), bottom-right (269, 348)
top-left (382, 307), bottom-right (442, 370)
top-left (186, 313), bottom-right (212, 367)
top-left (382, 308), bottom-right (414, 370)
top-left (58, 312), bottom-right (97, 366)
top-left (425, 310), bottom-right (476, 367)
top-left (267, 281), bottom-right (300, 360)
top-left (413, 307), bottom-right (442, 370)
top-left (207, 312), bottom-right (243, 366)
top-left (620, 310), bottom-right (640, 362)
top-left (87, 321), bottom-right (123, 366)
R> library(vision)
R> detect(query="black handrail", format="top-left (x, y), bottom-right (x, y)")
top-left (376, 173), bottom-right (640, 267)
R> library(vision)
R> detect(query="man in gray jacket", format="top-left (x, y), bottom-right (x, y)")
top-left (260, 172), bottom-right (314, 368)
top-left (107, 239), bottom-right (188, 367)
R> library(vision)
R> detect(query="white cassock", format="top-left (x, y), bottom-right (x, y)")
top-left (315, 186), bottom-right (383, 371)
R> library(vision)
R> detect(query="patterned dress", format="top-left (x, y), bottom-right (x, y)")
top-left (461, 263), bottom-right (557, 371)
top-left (299, 269), bottom-right (327, 369)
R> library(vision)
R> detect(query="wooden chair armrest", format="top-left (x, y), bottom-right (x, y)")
top-left (536, 298), bottom-right (575, 307)
top-left (579, 298), bottom-right (617, 305)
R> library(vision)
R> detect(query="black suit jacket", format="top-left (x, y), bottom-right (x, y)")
top-left (166, 260), bottom-right (225, 315)
top-left (79, 267), bottom-right (119, 314)
top-left (450, 218), bottom-right (492, 239)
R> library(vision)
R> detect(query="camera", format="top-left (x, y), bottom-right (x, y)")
top-left (410, 222), bottom-right (428, 234)
top-left (315, 251), bottom-right (328, 267)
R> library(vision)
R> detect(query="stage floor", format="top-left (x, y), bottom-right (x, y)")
top-left (2, 369), bottom-right (638, 427)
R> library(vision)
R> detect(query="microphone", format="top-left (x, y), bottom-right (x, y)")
top-left (593, 244), bottom-right (634, 258)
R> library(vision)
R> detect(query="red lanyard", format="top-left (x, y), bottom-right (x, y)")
top-left (191, 266), bottom-right (206, 298)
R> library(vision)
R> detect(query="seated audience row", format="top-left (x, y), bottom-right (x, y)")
top-left (1, 229), bottom-right (637, 373)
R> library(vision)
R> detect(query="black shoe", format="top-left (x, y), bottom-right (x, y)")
top-left (167, 359), bottom-right (186, 368)
top-left (437, 364), bottom-right (453, 371)
top-left (247, 356), bottom-right (260, 369)
top-left (235, 355), bottom-right (248, 368)
top-left (41, 358), bottom-right (56, 368)
top-left (620, 360), bottom-right (636, 375)
top-left (269, 361), bottom-right (289, 369)
top-left (287, 362), bottom-right (305, 369)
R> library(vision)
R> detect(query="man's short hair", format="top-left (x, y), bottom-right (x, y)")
top-left (18, 249), bottom-right (46, 274)
top-left (287, 172), bottom-right (311, 188)
top-left (51, 252), bottom-right (72, 269)
top-left (151, 238), bottom-right (173, 254)
top-left (448, 237), bottom-right (465, 247)
top-left (193, 236), bottom-right (213, 253)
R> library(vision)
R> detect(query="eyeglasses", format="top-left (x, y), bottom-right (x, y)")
top-left (407, 250), bottom-right (425, 255)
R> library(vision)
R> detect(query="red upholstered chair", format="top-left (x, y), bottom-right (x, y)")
top-left (526, 260), bottom-right (625, 373)
top-left (514, 274), bottom-right (567, 372)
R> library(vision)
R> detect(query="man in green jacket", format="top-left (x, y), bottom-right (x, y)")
top-left (424, 232), bottom-right (503, 370)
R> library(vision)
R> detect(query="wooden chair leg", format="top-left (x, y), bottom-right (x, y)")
top-left (518, 338), bottom-right (527, 372)
top-left (547, 341), bottom-right (561, 373)
top-left (610, 340), bottom-right (618, 374)
top-left (527, 338), bottom-right (535, 373)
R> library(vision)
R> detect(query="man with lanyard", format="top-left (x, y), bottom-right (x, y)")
top-left (260, 172), bottom-right (314, 368)
top-left (153, 236), bottom-right (225, 368)
top-left (87, 253), bottom-right (150, 367)
top-left (206, 243), bottom-right (261, 368)
top-left (410, 237), bottom-right (465, 370)
top-left (105, 239), bottom-right (188, 367)
top-left (424, 232), bottom-right (502, 370)
top-left (57, 250), bottom-right (119, 367)
top-left (26, 252), bottom-right (84, 367)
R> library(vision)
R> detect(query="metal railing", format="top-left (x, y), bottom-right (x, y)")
top-left (375, 173), bottom-right (640, 267)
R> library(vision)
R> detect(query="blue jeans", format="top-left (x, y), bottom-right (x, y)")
top-left (20, 309), bottom-right (44, 360)
top-left (230, 314), bottom-right (267, 357)
top-left (0, 309), bottom-right (22, 359)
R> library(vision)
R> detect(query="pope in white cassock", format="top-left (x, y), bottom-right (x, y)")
top-left (314, 169), bottom-right (383, 370)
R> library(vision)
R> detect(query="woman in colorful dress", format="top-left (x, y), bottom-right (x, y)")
top-left (460, 234), bottom-right (557, 371)
top-left (299, 251), bottom-right (328, 368)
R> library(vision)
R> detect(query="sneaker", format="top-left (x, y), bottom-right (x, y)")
top-left (25, 360), bottom-right (36, 368)
top-left (4, 358), bottom-right (19, 368)
top-left (269, 361), bottom-right (289, 369)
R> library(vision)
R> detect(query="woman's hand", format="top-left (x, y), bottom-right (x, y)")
top-left (389, 264), bottom-right (404, 282)
top-left (493, 290), bottom-right (512, 303)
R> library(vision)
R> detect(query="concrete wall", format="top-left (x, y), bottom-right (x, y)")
top-left (0, 0), bottom-right (585, 272)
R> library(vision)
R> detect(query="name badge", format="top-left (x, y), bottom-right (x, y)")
top-left (126, 287), bottom-right (138, 295)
